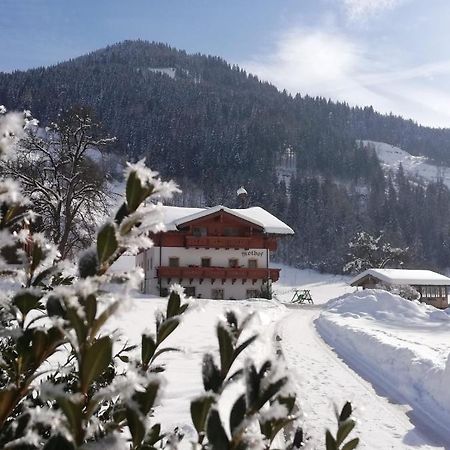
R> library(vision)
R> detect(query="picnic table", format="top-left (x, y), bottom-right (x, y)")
top-left (290, 289), bottom-right (314, 304)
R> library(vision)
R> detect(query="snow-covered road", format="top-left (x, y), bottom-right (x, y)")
top-left (279, 305), bottom-right (446, 449)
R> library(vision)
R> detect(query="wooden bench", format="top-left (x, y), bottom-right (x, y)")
top-left (290, 289), bottom-right (314, 304)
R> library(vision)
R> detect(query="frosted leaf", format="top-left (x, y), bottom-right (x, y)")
top-left (119, 234), bottom-right (153, 255)
top-left (29, 233), bottom-right (60, 270)
top-left (25, 404), bottom-right (69, 436)
top-left (65, 294), bottom-right (86, 319)
top-left (93, 370), bottom-right (162, 404)
top-left (152, 178), bottom-right (181, 199)
top-left (0, 179), bottom-right (27, 205)
top-left (258, 402), bottom-right (290, 422)
top-left (124, 159), bottom-right (180, 200)
top-left (155, 309), bottom-right (164, 325)
top-left (169, 283), bottom-right (185, 297)
top-left (40, 382), bottom-right (84, 404)
top-left (122, 268), bottom-right (144, 289)
top-left (78, 247), bottom-right (99, 278)
top-left (2, 429), bottom-right (41, 448)
top-left (57, 258), bottom-right (78, 279)
top-left (16, 228), bottom-right (30, 244)
top-left (124, 159), bottom-right (159, 185)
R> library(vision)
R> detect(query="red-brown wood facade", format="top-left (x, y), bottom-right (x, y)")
top-left (150, 210), bottom-right (278, 251)
top-left (157, 266), bottom-right (280, 283)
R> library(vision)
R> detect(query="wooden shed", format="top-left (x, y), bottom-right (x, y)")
top-left (350, 269), bottom-right (450, 309)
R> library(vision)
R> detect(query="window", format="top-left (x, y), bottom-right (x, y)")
top-left (192, 227), bottom-right (207, 237)
top-left (246, 289), bottom-right (259, 298)
top-left (429, 286), bottom-right (445, 298)
top-left (169, 257), bottom-right (179, 267)
top-left (184, 286), bottom-right (196, 297)
top-left (201, 257), bottom-right (211, 267)
top-left (223, 227), bottom-right (239, 236)
top-left (212, 289), bottom-right (224, 300)
top-left (420, 286), bottom-right (443, 298)
top-left (229, 258), bottom-right (239, 268)
top-left (248, 259), bottom-right (258, 268)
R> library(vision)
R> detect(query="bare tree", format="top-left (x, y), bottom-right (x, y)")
top-left (1, 107), bottom-right (116, 259)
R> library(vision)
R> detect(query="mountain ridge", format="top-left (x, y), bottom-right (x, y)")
top-left (2, 39), bottom-right (450, 271)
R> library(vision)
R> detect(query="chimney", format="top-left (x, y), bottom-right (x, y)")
top-left (237, 186), bottom-right (248, 208)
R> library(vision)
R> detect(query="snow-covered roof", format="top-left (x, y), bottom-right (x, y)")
top-left (160, 205), bottom-right (294, 235)
top-left (350, 268), bottom-right (450, 286)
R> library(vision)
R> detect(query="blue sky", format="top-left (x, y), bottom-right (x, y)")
top-left (2, 0), bottom-right (450, 128)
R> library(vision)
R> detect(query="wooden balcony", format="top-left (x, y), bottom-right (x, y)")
top-left (185, 236), bottom-right (277, 251)
top-left (157, 266), bottom-right (280, 282)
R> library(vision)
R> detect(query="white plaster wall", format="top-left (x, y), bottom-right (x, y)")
top-left (155, 247), bottom-right (268, 268)
top-left (159, 278), bottom-right (264, 300)
top-left (139, 247), bottom-right (161, 294)
top-left (139, 246), bottom-right (271, 298)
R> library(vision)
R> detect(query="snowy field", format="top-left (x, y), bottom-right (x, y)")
top-left (108, 296), bottom-right (288, 442)
top-left (360, 140), bottom-right (450, 189)
top-left (105, 260), bottom-right (450, 448)
top-left (271, 262), bottom-right (353, 304)
top-left (106, 261), bottom-right (356, 446)
top-left (317, 290), bottom-right (450, 448)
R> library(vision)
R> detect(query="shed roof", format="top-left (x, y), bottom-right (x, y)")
top-left (159, 205), bottom-right (294, 235)
top-left (350, 268), bottom-right (450, 287)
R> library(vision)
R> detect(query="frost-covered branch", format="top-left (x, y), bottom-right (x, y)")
top-left (343, 231), bottom-right (407, 274)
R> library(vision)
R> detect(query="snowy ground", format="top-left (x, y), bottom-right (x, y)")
top-left (107, 262), bottom-right (449, 448)
top-left (316, 290), bottom-right (450, 448)
top-left (108, 296), bottom-right (287, 441)
top-left (280, 307), bottom-right (445, 449)
top-left (272, 263), bottom-right (353, 304)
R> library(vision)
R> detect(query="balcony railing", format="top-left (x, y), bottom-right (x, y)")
top-left (157, 266), bottom-right (280, 282)
top-left (185, 236), bottom-right (277, 251)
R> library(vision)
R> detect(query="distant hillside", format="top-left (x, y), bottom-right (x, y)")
top-left (361, 140), bottom-right (450, 189)
top-left (2, 40), bottom-right (450, 271)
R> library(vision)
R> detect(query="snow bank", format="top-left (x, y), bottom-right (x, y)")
top-left (316, 290), bottom-right (450, 442)
top-left (322, 289), bottom-right (450, 324)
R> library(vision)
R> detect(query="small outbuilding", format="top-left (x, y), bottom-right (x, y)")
top-left (350, 268), bottom-right (450, 309)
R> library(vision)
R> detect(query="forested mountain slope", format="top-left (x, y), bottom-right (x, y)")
top-left (2, 40), bottom-right (450, 271)
top-left (361, 140), bottom-right (450, 189)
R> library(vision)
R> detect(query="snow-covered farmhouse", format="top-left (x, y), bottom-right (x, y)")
top-left (136, 205), bottom-right (294, 299)
top-left (350, 268), bottom-right (450, 309)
